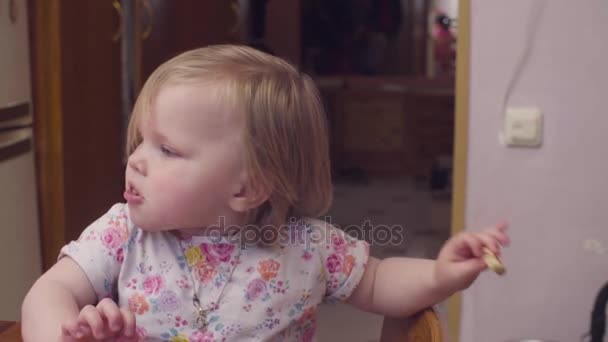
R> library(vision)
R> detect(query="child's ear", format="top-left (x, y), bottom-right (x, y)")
top-left (229, 174), bottom-right (269, 212)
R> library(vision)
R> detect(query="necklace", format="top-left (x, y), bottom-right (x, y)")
top-left (178, 235), bottom-right (241, 331)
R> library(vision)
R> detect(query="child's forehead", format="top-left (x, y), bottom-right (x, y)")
top-left (142, 82), bottom-right (244, 135)
top-left (157, 82), bottom-right (224, 107)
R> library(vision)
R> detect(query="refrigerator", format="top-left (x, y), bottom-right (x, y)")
top-left (0, 0), bottom-right (43, 320)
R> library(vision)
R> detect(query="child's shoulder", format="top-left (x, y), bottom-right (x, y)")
top-left (297, 216), bottom-right (339, 231)
top-left (284, 216), bottom-right (359, 246)
top-left (105, 202), bottom-right (128, 216)
top-left (93, 203), bottom-right (139, 237)
top-left (104, 203), bottom-right (133, 227)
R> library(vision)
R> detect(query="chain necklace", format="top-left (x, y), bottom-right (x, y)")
top-left (178, 235), bottom-right (241, 331)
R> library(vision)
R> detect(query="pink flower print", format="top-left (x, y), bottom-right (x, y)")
top-left (298, 307), bottom-right (316, 324)
top-left (81, 230), bottom-right (96, 242)
top-left (116, 247), bottom-right (124, 263)
top-left (302, 326), bottom-right (315, 342)
top-left (126, 278), bottom-right (137, 290)
top-left (298, 307), bottom-right (317, 342)
top-left (302, 251), bottom-right (313, 261)
top-left (101, 226), bottom-right (126, 250)
top-left (142, 275), bottom-right (163, 295)
top-left (110, 219), bottom-right (122, 231)
top-left (246, 278), bottom-right (267, 300)
top-left (189, 330), bottom-right (215, 342)
top-left (326, 254), bottom-right (343, 273)
top-left (193, 262), bottom-right (217, 283)
top-left (326, 278), bottom-right (339, 292)
top-left (128, 293), bottom-right (149, 315)
top-left (174, 315), bottom-right (188, 328)
top-left (330, 234), bottom-right (348, 254)
top-left (258, 259), bottom-right (280, 281)
top-left (201, 242), bottom-right (235, 264)
top-left (176, 275), bottom-right (190, 289)
top-left (158, 290), bottom-right (181, 312)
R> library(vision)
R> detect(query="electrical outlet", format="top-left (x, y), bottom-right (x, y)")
top-left (502, 107), bottom-right (543, 147)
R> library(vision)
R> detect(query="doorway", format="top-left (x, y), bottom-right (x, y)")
top-left (293, 0), bottom-right (465, 340)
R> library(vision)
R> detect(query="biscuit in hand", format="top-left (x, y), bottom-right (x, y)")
top-left (482, 247), bottom-right (505, 275)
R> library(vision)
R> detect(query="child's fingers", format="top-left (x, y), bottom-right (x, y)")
top-left (78, 305), bottom-right (106, 339)
top-left (97, 298), bottom-right (123, 333)
top-left (494, 221), bottom-right (508, 231)
top-left (481, 222), bottom-right (508, 234)
top-left (79, 325), bottom-right (93, 340)
top-left (61, 317), bottom-right (81, 339)
top-left (119, 307), bottom-right (136, 337)
top-left (480, 222), bottom-right (511, 248)
top-left (475, 232), bottom-right (502, 255)
top-left (453, 232), bottom-right (484, 258)
top-left (484, 227), bottom-right (510, 247)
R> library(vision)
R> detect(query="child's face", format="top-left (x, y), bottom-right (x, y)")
top-left (125, 83), bottom-right (246, 232)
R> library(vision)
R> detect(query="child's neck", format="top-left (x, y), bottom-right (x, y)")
top-left (174, 226), bottom-right (240, 239)
top-left (173, 213), bottom-right (250, 239)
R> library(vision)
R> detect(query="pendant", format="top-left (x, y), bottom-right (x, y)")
top-left (193, 295), bottom-right (208, 330)
top-left (195, 307), bottom-right (208, 330)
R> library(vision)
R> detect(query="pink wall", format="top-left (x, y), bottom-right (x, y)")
top-left (461, 0), bottom-right (608, 341)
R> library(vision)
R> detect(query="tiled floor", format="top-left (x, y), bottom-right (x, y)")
top-left (316, 176), bottom-right (452, 341)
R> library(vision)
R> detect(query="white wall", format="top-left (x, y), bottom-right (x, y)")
top-left (461, 0), bottom-right (608, 341)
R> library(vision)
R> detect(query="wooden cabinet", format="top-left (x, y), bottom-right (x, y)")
top-left (321, 77), bottom-right (454, 178)
top-left (138, 0), bottom-right (241, 84)
top-left (331, 89), bottom-right (416, 175)
top-left (30, 0), bottom-right (125, 269)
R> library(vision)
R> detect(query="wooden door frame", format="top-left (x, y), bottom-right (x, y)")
top-left (29, 0), bottom-right (66, 271)
top-left (448, 0), bottom-right (470, 341)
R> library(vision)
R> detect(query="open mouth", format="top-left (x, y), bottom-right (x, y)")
top-left (124, 183), bottom-right (143, 204)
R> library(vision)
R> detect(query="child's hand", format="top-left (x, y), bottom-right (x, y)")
top-left (434, 222), bottom-right (510, 293)
top-left (61, 298), bottom-right (136, 341)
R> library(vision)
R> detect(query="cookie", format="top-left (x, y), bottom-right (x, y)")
top-left (482, 247), bottom-right (505, 275)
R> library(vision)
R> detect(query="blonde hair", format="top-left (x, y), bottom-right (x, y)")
top-left (126, 45), bottom-right (333, 228)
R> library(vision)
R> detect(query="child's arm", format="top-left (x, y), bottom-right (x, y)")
top-left (22, 257), bottom-right (136, 341)
top-left (347, 223), bottom-right (509, 317)
top-left (21, 257), bottom-right (96, 341)
top-left (347, 257), bottom-right (447, 317)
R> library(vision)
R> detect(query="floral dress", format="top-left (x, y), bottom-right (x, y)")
top-left (60, 203), bottom-right (370, 341)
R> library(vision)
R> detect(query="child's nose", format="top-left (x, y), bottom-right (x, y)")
top-left (128, 150), bottom-right (147, 176)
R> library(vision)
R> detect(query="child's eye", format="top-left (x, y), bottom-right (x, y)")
top-left (160, 145), bottom-right (178, 157)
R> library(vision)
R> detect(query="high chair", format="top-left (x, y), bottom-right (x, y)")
top-left (380, 307), bottom-right (444, 342)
